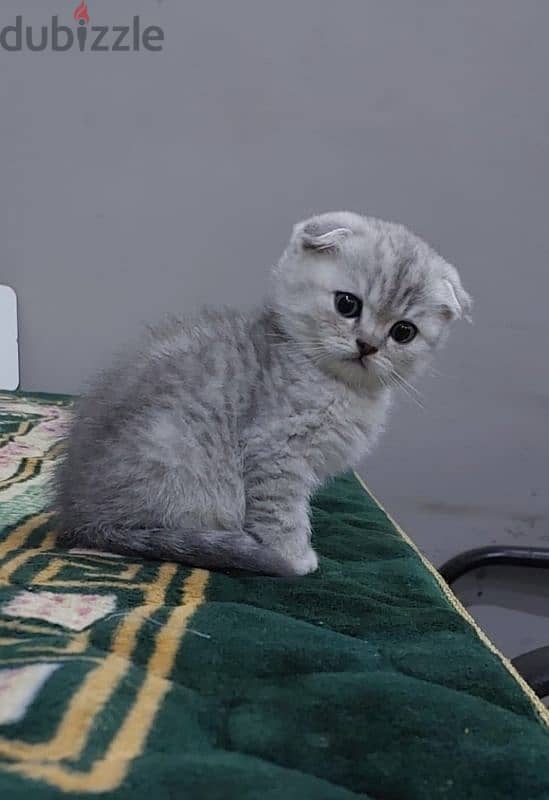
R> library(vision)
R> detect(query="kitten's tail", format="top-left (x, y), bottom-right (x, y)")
top-left (59, 525), bottom-right (302, 577)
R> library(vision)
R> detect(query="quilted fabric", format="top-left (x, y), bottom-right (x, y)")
top-left (0, 391), bottom-right (548, 799)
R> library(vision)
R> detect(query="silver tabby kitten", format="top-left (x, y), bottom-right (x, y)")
top-left (56, 211), bottom-right (471, 576)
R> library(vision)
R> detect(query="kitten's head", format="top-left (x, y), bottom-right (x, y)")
top-left (270, 211), bottom-right (471, 391)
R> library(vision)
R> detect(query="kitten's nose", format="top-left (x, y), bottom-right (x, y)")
top-left (356, 339), bottom-right (378, 358)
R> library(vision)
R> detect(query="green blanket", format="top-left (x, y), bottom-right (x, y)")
top-left (0, 391), bottom-right (548, 799)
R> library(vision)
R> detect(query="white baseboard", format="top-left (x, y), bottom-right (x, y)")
top-left (0, 285), bottom-right (19, 390)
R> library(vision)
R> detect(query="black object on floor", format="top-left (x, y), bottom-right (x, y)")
top-left (439, 546), bottom-right (549, 699)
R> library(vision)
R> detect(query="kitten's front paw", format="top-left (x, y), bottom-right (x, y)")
top-left (286, 547), bottom-right (319, 577)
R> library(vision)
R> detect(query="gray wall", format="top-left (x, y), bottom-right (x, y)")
top-left (2, 1), bottom-right (549, 654)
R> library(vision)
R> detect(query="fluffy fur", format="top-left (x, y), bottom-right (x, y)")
top-left (56, 211), bottom-right (471, 576)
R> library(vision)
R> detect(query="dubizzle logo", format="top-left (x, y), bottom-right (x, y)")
top-left (0, 2), bottom-right (165, 52)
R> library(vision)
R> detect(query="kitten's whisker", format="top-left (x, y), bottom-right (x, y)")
top-left (377, 374), bottom-right (390, 393)
top-left (390, 369), bottom-right (423, 400)
top-left (389, 374), bottom-right (425, 409)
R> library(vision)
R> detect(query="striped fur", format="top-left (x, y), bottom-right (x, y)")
top-left (56, 212), bottom-right (470, 575)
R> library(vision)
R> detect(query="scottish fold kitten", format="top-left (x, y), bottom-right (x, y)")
top-left (56, 211), bottom-right (471, 576)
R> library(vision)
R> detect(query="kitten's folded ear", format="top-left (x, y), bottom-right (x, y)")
top-left (292, 214), bottom-right (354, 254)
top-left (441, 267), bottom-right (473, 322)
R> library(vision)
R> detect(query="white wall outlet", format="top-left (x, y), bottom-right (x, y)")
top-left (0, 285), bottom-right (19, 390)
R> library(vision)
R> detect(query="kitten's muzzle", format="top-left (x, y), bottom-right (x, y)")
top-left (356, 339), bottom-right (378, 359)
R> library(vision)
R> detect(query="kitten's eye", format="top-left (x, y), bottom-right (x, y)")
top-left (334, 292), bottom-right (362, 319)
top-left (389, 320), bottom-right (418, 344)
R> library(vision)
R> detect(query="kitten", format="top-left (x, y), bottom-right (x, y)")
top-left (56, 211), bottom-right (471, 576)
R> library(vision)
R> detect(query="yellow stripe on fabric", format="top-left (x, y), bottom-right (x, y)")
top-left (0, 532), bottom-right (57, 587)
top-left (31, 558), bottom-right (141, 586)
top-left (4, 569), bottom-right (210, 793)
top-left (0, 620), bottom-right (69, 636)
top-left (0, 458), bottom-right (42, 491)
top-left (0, 562), bottom-right (177, 761)
top-left (353, 471), bottom-right (549, 727)
top-left (0, 513), bottom-right (52, 561)
top-left (0, 637), bottom-right (32, 646)
top-left (19, 631), bottom-right (91, 656)
top-left (0, 657), bottom-right (100, 667)
top-left (42, 440), bottom-right (66, 461)
top-left (0, 419), bottom-right (32, 449)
